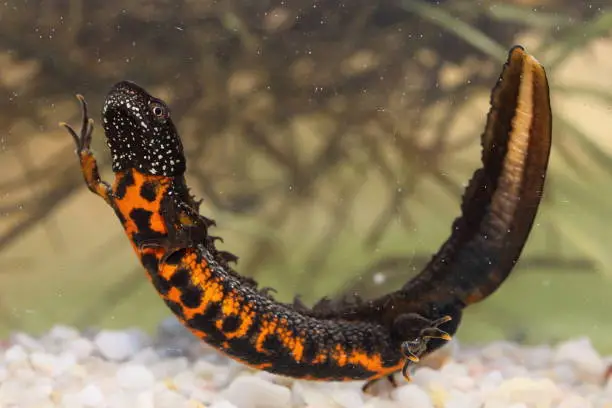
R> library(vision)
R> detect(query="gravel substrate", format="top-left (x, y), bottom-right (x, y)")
top-left (0, 318), bottom-right (610, 408)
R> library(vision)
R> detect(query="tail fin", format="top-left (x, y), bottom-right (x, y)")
top-left (399, 45), bottom-right (552, 311)
top-left (301, 46), bottom-right (551, 344)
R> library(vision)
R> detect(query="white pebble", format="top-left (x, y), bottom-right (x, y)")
top-left (364, 398), bottom-right (400, 408)
top-left (31, 351), bottom-right (77, 377)
top-left (131, 347), bottom-right (160, 365)
top-left (27, 383), bottom-right (53, 402)
top-left (412, 366), bottom-right (444, 388)
top-left (78, 384), bottom-right (105, 407)
top-left (157, 316), bottom-right (190, 336)
top-left (48, 325), bottom-right (81, 342)
top-left (292, 381), bottom-right (333, 407)
top-left (440, 362), bottom-right (469, 378)
top-left (152, 388), bottom-right (188, 406)
top-left (150, 356), bottom-right (189, 378)
top-left (222, 376), bottom-right (291, 408)
top-left (209, 401), bottom-right (239, 408)
top-left (13, 366), bottom-right (36, 381)
top-left (551, 362), bottom-right (578, 384)
top-left (67, 338), bottom-right (95, 360)
top-left (94, 330), bottom-right (144, 361)
top-left (11, 332), bottom-right (43, 351)
top-left (557, 395), bottom-right (593, 408)
top-left (0, 323), bottom-right (609, 407)
top-left (444, 390), bottom-right (482, 408)
top-left (116, 364), bottom-right (155, 390)
top-left (136, 391), bottom-right (154, 408)
top-left (480, 341), bottom-right (519, 361)
top-left (30, 352), bottom-right (59, 374)
top-left (171, 371), bottom-right (201, 394)
top-left (484, 377), bottom-right (562, 407)
top-left (4, 344), bottom-right (28, 364)
top-left (521, 345), bottom-right (552, 370)
top-left (331, 388), bottom-right (363, 408)
top-left (480, 370), bottom-right (504, 390)
top-left (61, 392), bottom-right (87, 408)
top-left (106, 391), bottom-right (133, 407)
top-left (392, 384), bottom-right (433, 408)
top-left (553, 337), bottom-right (605, 382)
top-left (192, 359), bottom-right (218, 377)
top-left (189, 388), bottom-right (217, 405)
top-left (191, 359), bottom-right (231, 387)
top-left (452, 375), bottom-right (475, 391)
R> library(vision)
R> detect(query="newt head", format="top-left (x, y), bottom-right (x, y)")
top-left (102, 80), bottom-right (186, 177)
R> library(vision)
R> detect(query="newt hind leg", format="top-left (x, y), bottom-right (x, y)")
top-left (362, 313), bottom-right (453, 393)
top-left (393, 313), bottom-right (452, 379)
top-left (60, 94), bottom-right (113, 205)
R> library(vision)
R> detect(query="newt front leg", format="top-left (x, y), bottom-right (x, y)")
top-left (60, 94), bottom-right (113, 205)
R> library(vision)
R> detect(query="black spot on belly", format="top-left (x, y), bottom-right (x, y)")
top-left (180, 284), bottom-right (204, 309)
top-left (188, 303), bottom-right (224, 345)
top-left (140, 253), bottom-right (172, 295)
top-left (167, 267), bottom-right (203, 308)
top-left (165, 299), bottom-right (186, 319)
top-left (169, 268), bottom-right (190, 287)
top-left (141, 253), bottom-right (159, 273)
top-left (130, 208), bottom-right (165, 245)
top-left (140, 181), bottom-right (157, 202)
top-left (114, 170), bottom-right (135, 199)
top-left (151, 273), bottom-right (172, 296)
top-left (301, 337), bottom-right (320, 362)
top-left (165, 249), bottom-right (186, 266)
top-left (262, 334), bottom-right (283, 355)
top-left (130, 208), bottom-right (155, 235)
top-left (221, 315), bottom-right (241, 333)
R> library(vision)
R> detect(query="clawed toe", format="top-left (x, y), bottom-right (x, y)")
top-left (399, 314), bottom-right (453, 381)
top-left (431, 315), bottom-right (452, 326)
top-left (420, 326), bottom-right (452, 341)
top-left (401, 339), bottom-right (422, 363)
top-left (420, 314), bottom-right (452, 341)
top-left (60, 94), bottom-right (94, 153)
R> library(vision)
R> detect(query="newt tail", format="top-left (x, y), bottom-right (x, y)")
top-left (61, 45), bottom-right (551, 385)
top-left (403, 45), bottom-right (552, 310)
top-left (306, 45), bottom-right (552, 359)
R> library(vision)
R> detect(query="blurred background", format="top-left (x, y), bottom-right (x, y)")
top-left (1, 0), bottom-right (611, 354)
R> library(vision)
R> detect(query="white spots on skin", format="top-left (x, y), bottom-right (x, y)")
top-left (101, 83), bottom-right (184, 176)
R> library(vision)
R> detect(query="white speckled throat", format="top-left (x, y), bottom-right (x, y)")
top-left (102, 81), bottom-right (186, 177)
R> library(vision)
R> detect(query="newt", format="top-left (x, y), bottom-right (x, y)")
top-left (61, 45), bottom-right (551, 387)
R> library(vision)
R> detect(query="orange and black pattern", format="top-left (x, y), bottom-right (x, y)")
top-left (61, 45), bottom-right (552, 385)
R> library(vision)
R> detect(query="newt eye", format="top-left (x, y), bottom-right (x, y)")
top-left (149, 102), bottom-right (168, 120)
